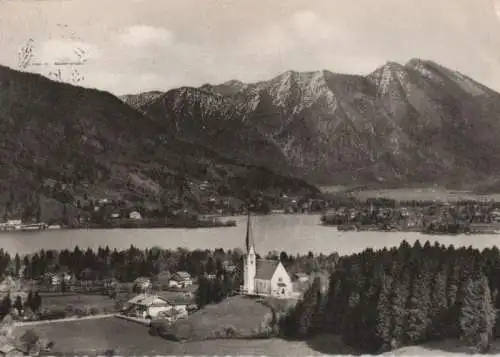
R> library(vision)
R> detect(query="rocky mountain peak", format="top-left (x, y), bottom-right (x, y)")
top-left (120, 59), bottom-right (500, 186)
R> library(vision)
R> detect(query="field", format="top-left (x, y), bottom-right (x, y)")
top-left (12, 316), bottom-right (332, 356)
top-left (39, 292), bottom-right (117, 312)
top-left (15, 315), bottom-right (500, 356)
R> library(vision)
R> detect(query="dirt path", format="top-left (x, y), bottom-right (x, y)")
top-left (13, 313), bottom-right (116, 327)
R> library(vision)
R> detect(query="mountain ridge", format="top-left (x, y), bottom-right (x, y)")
top-left (120, 58), bottom-right (500, 188)
top-left (0, 64), bottom-right (318, 222)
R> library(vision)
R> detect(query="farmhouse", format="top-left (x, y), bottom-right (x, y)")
top-left (241, 213), bottom-right (293, 298)
top-left (169, 271), bottom-right (192, 288)
top-left (129, 211), bottom-right (142, 220)
top-left (126, 294), bottom-right (188, 320)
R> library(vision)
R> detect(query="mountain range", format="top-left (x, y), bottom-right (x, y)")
top-left (121, 58), bottom-right (500, 189)
top-left (0, 65), bottom-right (317, 221)
top-left (2, 57), bottom-right (500, 221)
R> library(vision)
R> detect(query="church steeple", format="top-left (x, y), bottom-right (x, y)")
top-left (243, 209), bottom-right (256, 295)
top-left (245, 210), bottom-right (255, 253)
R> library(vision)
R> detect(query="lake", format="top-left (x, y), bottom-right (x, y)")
top-left (2, 214), bottom-right (500, 256)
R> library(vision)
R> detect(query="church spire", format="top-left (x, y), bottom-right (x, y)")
top-left (245, 210), bottom-right (254, 253)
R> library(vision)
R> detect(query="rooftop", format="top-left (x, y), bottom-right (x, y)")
top-left (255, 259), bottom-right (279, 280)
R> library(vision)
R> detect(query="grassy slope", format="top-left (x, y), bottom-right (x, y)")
top-left (158, 296), bottom-right (274, 341)
top-left (12, 317), bottom-right (327, 356)
top-left (14, 317), bottom-right (488, 356)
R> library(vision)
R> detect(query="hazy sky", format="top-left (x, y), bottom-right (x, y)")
top-left (1, 0), bottom-right (500, 95)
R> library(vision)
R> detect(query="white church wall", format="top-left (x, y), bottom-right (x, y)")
top-left (255, 278), bottom-right (272, 295)
top-left (243, 250), bottom-right (256, 294)
top-left (270, 262), bottom-right (293, 297)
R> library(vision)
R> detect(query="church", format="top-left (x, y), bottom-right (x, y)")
top-left (241, 213), bottom-right (293, 298)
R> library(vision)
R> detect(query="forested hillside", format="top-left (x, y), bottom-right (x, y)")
top-left (282, 241), bottom-right (500, 354)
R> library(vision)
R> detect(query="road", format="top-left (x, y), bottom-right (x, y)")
top-left (13, 313), bottom-right (116, 327)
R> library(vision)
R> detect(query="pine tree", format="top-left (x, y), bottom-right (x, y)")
top-left (13, 296), bottom-right (23, 315)
top-left (390, 268), bottom-right (411, 348)
top-left (0, 295), bottom-right (12, 318)
top-left (376, 272), bottom-right (393, 351)
top-left (459, 272), bottom-right (496, 353)
top-left (206, 257), bottom-right (216, 275)
top-left (405, 269), bottom-right (432, 344)
top-left (32, 292), bottom-right (42, 313)
top-left (196, 277), bottom-right (209, 308)
top-left (310, 290), bottom-right (327, 335)
top-left (26, 291), bottom-right (33, 312)
top-left (14, 254), bottom-right (21, 277)
top-left (297, 277), bottom-right (322, 336)
top-left (428, 267), bottom-right (448, 338)
top-left (213, 278), bottom-right (224, 303)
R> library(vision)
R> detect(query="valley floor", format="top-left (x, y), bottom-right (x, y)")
top-left (13, 316), bottom-right (334, 356)
top-left (14, 315), bottom-right (500, 356)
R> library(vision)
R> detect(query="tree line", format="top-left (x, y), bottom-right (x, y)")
top-left (0, 246), bottom-right (338, 285)
top-left (0, 291), bottom-right (42, 320)
top-left (280, 241), bottom-right (500, 354)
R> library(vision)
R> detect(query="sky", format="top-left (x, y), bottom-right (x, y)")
top-left (1, 0), bottom-right (500, 95)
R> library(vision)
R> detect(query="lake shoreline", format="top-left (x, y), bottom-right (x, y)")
top-left (3, 214), bottom-right (500, 257)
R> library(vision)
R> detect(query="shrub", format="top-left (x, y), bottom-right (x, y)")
top-left (20, 329), bottom-right (39, 354)
top-left (224, 325), bottom-right (237, 338)
top-left (104, 348), bottom-right (115, 356)
top-left (40, 308), bottom-right (66, 320)
top-left (73, 307), bottom-right (86, 317)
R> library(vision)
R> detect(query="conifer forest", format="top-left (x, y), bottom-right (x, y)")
top-left (280, 240), bottom-right (500, 354)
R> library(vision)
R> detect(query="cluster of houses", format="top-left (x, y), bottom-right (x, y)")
top-left (0, 220), bottom-right (59, 232)
top-left (131, 271), bottom-right (194, 291)
top-left (322, 200), bottom-right (500, 232)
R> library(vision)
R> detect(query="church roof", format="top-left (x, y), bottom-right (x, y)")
top-left (255, 259), bottom-right (279, 280)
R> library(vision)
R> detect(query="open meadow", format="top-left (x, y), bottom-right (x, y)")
top-left (153, 295), bottom-right (278, 341)
top-left (12, 316), bottom-right (335, 356)
top-left (39, 293), bottom-right (116, 311)
top-left (16, 315), bottom-right (493, 356)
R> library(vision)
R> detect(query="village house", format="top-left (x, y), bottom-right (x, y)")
top-left (133, 277), bottom-right (152, 291)
top-left (169, 271), bottom-right (192, 288)
top-left (222, 261), bottom-right (238, 274)
top-left (110, 212), bottom-right (120, 219)
top-left (0, 220), bottom-right (22, 231)
top-left (0, 277), bottom-right (22, 300)
top-left (125, 294), bottom-right (188, 321)
top-left (241, 213), bottom-right (293, 298)
top-left (40, 272), bottom-right (72, 286)
top-left (129, 211), bottom-right (142, 220)
top-left (293, 272), bottom-right (309, 283)
top-left (103, 278), bottom-right (118, 289)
